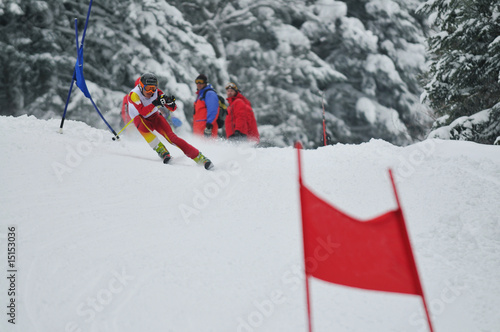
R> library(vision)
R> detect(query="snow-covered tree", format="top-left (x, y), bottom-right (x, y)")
top-left (418, 0), bottom-right (500, 144)
top-left (314, 0), bottom-right (432, 145)
top-left (177, 0), bottom-right (346, 146)
top-left (428, 102), bottom-right (500, 144)
top-left (179, 0), bottom-right (432, 146)
top-left (0, 0), bottom-right (68, 118)
top-left (0, 0), bottom-right (226, 130)
top-left (1, 0), bottom-right (433, 146)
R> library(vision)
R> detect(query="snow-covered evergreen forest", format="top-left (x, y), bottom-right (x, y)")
top-left (1, 0), bottom-right (499, 146)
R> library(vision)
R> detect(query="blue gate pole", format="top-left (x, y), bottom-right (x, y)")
top-left (79, 0), bottom-right (119, 138)
top-left (59, 71), bottom-right (76, 133)
top-left (59, 17), bottom-right (80, 134)
top-left (80, 0), bottom-right (93, 49)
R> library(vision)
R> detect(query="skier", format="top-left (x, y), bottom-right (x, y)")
top-left (127, 73), bottom-right (214, 169)
top-left (193, 74), bottom-right (219, 138)
top-left (224, 82), bottom-right (259, 143)
top-left (122, 78), bottom-right (182, 129)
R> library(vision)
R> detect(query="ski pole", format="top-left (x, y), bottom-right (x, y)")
top-left (112, 118), bottom-right (134, 141)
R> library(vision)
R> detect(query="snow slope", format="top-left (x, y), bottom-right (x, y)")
top-left (1, 115), bottom-right (499, 332)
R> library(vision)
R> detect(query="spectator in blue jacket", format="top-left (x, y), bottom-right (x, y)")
top-left (193, 74), bottom-right (219, 138)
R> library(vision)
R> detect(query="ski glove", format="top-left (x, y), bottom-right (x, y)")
top-left (153, 94), bottom-right (176, 108)
top-left (152, 96), bottom-right (161, 107)
top-left (204, 123), bottom-right (213, 137)
top-left (160, 94), bottom-right (176, 107)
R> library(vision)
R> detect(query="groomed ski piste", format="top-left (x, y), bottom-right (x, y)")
top-left (1, 115), bottom-right (499, 332)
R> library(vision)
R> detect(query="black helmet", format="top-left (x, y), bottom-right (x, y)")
top-left (139, 73), bottom-right (158, 91)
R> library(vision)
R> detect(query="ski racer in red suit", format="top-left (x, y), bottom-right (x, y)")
top-left (121, 78), bottom-right (182, 129)
top-left (224, 83), bottom-right (260, 143)
top-left (127, 73), bottom-right (214, 169)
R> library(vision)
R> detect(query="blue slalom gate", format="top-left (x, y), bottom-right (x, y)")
top-left (59, 0), bottom-right (119, 140)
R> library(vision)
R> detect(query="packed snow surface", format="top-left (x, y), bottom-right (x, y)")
top-left (1, 115), bottom-right (499, 332)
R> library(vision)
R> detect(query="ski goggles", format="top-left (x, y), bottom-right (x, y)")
top-left (143, 85), bottom-right (157, 92)
top-left (225, 82), bottom-right (238, 91)
top-left (195, 79), bottom-right (206, 84)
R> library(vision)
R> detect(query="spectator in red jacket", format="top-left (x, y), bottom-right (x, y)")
top-left (225, 82), bottom-right (259, 143)
top-left (193, 74), bottom-right (219, 138)
top-left (127, 73), bottom-right (214, 169)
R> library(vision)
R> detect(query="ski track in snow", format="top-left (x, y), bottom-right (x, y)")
top-left (0, 115), bottom-right (499, 332)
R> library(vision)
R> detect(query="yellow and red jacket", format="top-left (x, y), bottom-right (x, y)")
top-left (127, 86), bottom-right (176, 120)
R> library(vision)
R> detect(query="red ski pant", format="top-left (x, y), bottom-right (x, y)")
top-left (134, 112), bottom-right (199, 159)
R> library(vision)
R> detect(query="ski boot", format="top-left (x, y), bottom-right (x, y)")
top-left (155, 142), bottom-right (171, 164)
top-left (194, 152), bottom-right (214, 170)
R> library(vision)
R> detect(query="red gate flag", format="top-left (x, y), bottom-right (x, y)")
top-left (295, 142), bottom-right (434, 332)
top-left (300, 183), bottom-right (422, 295)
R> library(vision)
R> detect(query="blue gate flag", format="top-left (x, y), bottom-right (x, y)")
top-left (75, 48), bottom-right (90, 98)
